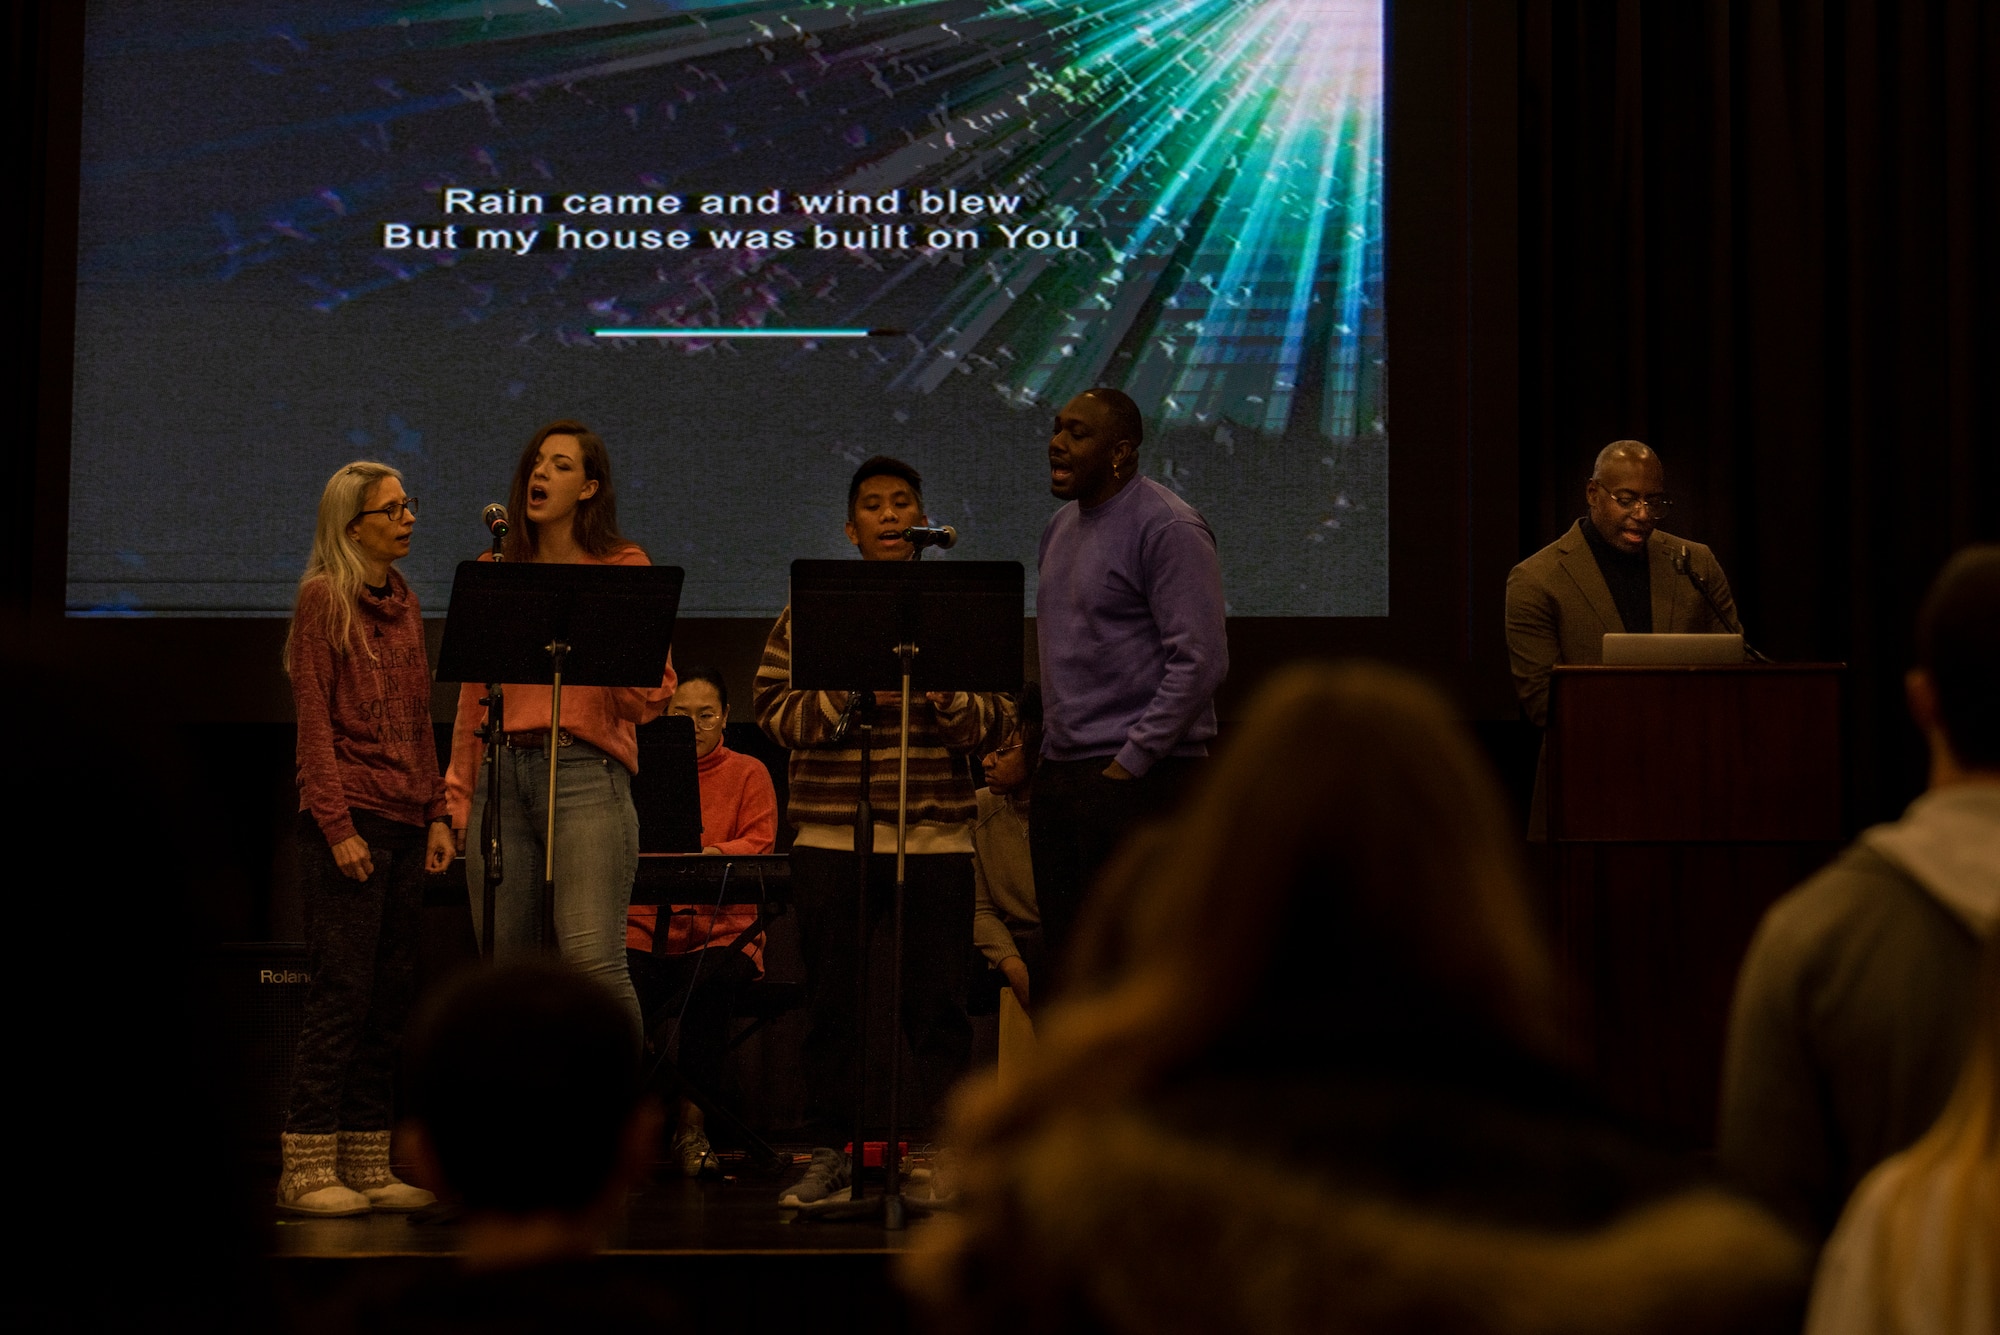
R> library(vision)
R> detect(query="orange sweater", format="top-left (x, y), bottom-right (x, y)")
top-left (627, 745), bottom-right (778, 969)
top-left (444, 544), bottom-right (676, 828)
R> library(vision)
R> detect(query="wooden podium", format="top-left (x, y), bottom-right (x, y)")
top-left (1546, 664), bottom-right (1845, 1146)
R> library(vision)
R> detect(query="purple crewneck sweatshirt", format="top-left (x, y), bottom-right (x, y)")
top-left (1036, 475), bottom-right (1228, 777)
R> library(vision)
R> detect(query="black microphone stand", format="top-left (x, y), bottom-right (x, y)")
top-left (784, 550), bottom-right (1020, 1231)
top-left (832, 688), bottom-right (873, 1205)
top-left (882, 640), bottom-right (919, 1229)
top-left (476, 521), bottom-right (507, 957)
top-left (813, 533), bottom-right (927, 1229)
top-left (879, 538), bottom-right (926, 1224)
top-left (806, 668), bottom-right (928, 1229)
top-left (1675, 546), bottom-right (1772, 663)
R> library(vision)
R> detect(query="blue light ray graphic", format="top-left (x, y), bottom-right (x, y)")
top-left (71, 0), bottom-right (1386, 617)
top-left (596, 327), bottom-right (884, 337)
top-left (86, 0), bottom-right (1382, 448)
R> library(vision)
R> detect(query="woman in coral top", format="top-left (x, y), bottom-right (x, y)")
top-left (625, 665), bottom-right (778, 1177)
top-left (446, 421), bottom-right (675, 1029)
top-left (282, 461), bottom-right (454, 1217)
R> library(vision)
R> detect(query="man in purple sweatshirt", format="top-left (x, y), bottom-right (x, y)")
top-left (1032, 387), bottom-right (1229, 972)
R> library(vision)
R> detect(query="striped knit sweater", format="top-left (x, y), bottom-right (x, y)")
top-left (754, 606), bottom-right (1004, 835)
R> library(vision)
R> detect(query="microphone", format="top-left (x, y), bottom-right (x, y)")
top-left (829, 689), bottom-right (869, 744)
top-left (482, 504), bottom-right (509, 538)
top-left (1676, 545), bottom-right (1771, 662)
top-left (900, 525), bottom-right (958, 551)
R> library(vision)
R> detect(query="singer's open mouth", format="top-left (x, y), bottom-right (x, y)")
top-left (528, 483), bottom-right (549, 505)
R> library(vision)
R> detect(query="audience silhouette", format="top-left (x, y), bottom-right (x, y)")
top-left (906, 662), bottom-right (1811, 1335)
top-left (310, 961), bottom-right (679, 1333)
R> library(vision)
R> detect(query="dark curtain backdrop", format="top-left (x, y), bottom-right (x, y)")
top-left (13, 3), bottom-right (1998, 826)
top-left (1520, 0), bottom-right (2000, 826)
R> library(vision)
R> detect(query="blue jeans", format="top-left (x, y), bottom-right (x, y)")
top-left (466, 738), bottom-right (642, 1029)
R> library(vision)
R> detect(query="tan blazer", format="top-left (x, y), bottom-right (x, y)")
top-left (1505, 519), bottom-right (1739, 728)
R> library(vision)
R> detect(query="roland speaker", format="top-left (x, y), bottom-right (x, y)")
top-left (210, 942), bottom-right (311, 1158)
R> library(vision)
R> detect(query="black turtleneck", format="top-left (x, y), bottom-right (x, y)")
top-left (1580, 518), bottom-right (1653, 634)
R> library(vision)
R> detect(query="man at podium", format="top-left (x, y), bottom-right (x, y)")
top-left (1506, 439), bottom-right (1741, 730)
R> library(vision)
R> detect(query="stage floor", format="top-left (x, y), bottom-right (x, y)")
top-left (273, 1172), bottom-right (916, 1258)
top-left (273, 1163), bottom-right (921, 1333)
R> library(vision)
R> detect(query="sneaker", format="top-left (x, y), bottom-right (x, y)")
top-left (672, 1127), bottom-right (722, 1180)
top-left (920, 1147), bottom-right (960, 1206)
top-left (778, 1147), bottom-right (851, 1207)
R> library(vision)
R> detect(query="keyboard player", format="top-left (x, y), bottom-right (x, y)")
top-left (625, 665), bottom-right (778, 1178)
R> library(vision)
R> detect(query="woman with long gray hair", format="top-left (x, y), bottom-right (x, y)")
top-left (279, 461), bottom-right (453, 1216)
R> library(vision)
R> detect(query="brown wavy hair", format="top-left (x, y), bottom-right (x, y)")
top-left (501, 419), bottom-right (628, 562)
top-left (905, 663), bottom-right (1572, 1325)
top-left (942, 659), bottom-right (1563, 1150)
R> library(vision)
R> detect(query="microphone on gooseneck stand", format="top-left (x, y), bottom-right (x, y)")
top-left (1676, 545), bottom-right (1772, 662)
top-left (900, 525), bottom-right (958, 552)
top-left (482, 503), bottom-right (509, 559)
top-left (830, 688), bottom-right (875, 744)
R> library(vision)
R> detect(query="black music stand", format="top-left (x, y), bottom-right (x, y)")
top-left (631, 715), bottom-right (704, 854)
top-left (436, 560), bottom-right (682, 950)
top-left (788, 558), bottom-right (1022, 1228)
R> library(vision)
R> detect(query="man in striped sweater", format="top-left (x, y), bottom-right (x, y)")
top-left (755, 456), bottom-right (1006, 1205)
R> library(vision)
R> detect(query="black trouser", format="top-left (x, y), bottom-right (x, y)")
top-left (1030, 756), bottom-right (1203, 981)
top-left (1010, 926), bottom-right (1055, 1016)
top-left (790, 847), bottom-right (973, 1140)
top-left (973, 925), bottom-right (1055, 1015)
top-left (286, 810), bottom-right (426, 1135)
top-left (628, 946), bottom-right (758, 1112)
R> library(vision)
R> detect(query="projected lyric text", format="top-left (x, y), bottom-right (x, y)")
top-left (70, 0), bottom-right (1385, 619)
top-left (381, 187), bottom-right (1080, 257)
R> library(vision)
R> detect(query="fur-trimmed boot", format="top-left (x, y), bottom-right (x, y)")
top-left (279, 1132), bottom-right (372, 1216)
top-left (336, 1129), bottom-right (435, 1211)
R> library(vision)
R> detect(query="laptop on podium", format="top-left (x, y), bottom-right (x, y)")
top-left (1601, 632), bottom-right (1745, 665)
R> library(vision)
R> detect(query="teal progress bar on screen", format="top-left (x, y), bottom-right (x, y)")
top-left (592, 328), bottom-right (903, 339)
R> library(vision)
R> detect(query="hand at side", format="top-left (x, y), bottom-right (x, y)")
top-left (331, 835), bottom-right (374, 882)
